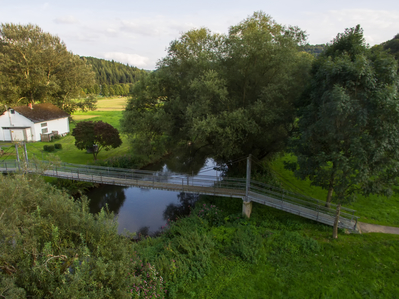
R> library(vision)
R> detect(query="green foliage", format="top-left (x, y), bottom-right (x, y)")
top-left (121, 12), bottom-right (312, 163)
top-left (228, 226), bottom-right (264, 264)
top-left (381, 33), bottom-right (399, 60)
top-left (269, 231), bottom-right (320, 256)
top-left (300, 43), bottom-right (326, 56)
top-left (288, 25), bottom-right (399, 206)
top-left (0, 174), bottom-right (165, 298)
top-left (51, 178), bottom-right (96, 197)
top-left (94, 154), bottom-right (144, 169)
top-left (54, 143), bottom-right (62, 149)
top-left (43, 145), bottom-right (55, 152)
top-left (72, 120), bottom-right (122, 160)
top-left (195, 203), bottom-right (223, 226)
top-left (84, 56), bottom-right (147, 86)
top-left (0, 23), bottom-right (95, 114)
top-left (176, 196), bottom-right (399, 298)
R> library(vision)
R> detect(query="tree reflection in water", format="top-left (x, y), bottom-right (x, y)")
top-left (133, 192), bottom-right (200, 239)
top-left (88, 185), bottom-right (127, 215)
top-left (86, 144), bottom-right (221, 237)
top-left (163, 192), bottom-right (199, 222)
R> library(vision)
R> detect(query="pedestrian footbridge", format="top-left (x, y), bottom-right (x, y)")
top-left (0, 160), bottom-right (359, 232)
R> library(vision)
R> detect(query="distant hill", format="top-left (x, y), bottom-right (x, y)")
top-left (300, 44), bottom-right (326, 57)
top-left (381, 34), bottom-right (399, 60)
top-left (83, 56), bottom-right (148, 86)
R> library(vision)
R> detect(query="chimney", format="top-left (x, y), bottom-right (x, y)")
top-left (28, 103), bottom-right (33, 109)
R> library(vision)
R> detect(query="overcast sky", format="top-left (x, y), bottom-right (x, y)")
top-left (1, 0), bottom-right (398, 69)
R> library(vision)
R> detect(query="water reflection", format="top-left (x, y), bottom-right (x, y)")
top-left (88, 185), bottom-right (127, 215)
top-left (86, 145), bottom-right (221, 235)
top-left (86, 187), bottom-right (201, 235)
top-left (163, 193), bottom-right (199, 222)
top-left (145, 145), bottom-right (214, 175)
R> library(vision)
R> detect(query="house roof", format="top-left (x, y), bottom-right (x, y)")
top-left (12, 103), bottom-right (70, 123)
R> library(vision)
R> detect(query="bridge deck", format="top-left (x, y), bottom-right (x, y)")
top-left (0, 160), bottom-right (359, 232)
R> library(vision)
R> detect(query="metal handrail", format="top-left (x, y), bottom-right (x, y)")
top-left (0, 160), bottom-right (358, 225)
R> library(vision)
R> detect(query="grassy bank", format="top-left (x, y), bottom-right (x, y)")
top-left (133, 195), bottom-right (399, 298)
top-left (271, 154), bottom-right (399, 227)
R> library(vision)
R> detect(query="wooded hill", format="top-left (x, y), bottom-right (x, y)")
top-left (83, 56), bottom-right (148, 86)
top-left (381, 33), bottom-right (399, 60)
top-left (300, 44), bottom-right (326, 56)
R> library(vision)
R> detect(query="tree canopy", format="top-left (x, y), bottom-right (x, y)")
top-left (121, 12), bottom-right (312, 163)
top-left (72, 120), bottom-right (122, 160)
top-left (0, 23), bottom-right (95, 114)
top-left (286, 25), bottom-right (399, 236)
top-left (381, 33), bottom-right (399, 60)
top-left (83, 56), bottom-right (148, 85)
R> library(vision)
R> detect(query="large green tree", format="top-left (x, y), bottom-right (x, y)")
top-left (286, 25), bottom-right (399, 238)
top-left (0, 23), bottom-right (95, 114)
top-left (121, 12), bottom-right (312, 163)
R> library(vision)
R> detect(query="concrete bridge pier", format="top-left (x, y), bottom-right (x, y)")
top-left (242, 199), bottom-right (253, 218)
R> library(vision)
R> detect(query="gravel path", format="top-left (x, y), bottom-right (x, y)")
top-left (358, 222), bottom-right (399, 234)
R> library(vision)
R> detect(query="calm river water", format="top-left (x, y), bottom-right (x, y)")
top-left (86, 150), bottom-right (220, 235)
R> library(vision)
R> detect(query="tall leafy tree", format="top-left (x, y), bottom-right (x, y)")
top-left (72, 120), bottom-right (122, 160)
top-left (121, 12), bottom-right (312, 163)
top-left (287, 25), bottom-right (399, 238)
top-left (0, 23), bottom-right (95, 113)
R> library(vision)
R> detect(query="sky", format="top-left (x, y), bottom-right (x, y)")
top-left (1, 0), bottom-right (398, 70)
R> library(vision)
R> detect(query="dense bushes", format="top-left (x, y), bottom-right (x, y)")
top-left (43, 144), bottom-right (62, 152)
top-left (0, 174), bottom-right (165, 298)
top-left (94, 154), bottom-right (144, 169)
top-left (43, 144), bottom-right (55, 152)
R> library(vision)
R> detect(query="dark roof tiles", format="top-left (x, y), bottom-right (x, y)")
top-left (13, 103), bottom-right (70, 123)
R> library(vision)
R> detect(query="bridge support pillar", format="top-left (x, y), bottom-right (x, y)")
top-left (242, 200), bottom-right (252, 218)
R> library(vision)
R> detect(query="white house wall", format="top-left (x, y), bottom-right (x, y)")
top-left (0, 110), bottom-right (70, 142)
top-left (33, 117), bottom-right (69, 141)
top-left (0, 110), bottom-right (34, 141)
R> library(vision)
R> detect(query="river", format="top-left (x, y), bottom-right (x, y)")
top-left (86, 148), bottom-right (221, 235)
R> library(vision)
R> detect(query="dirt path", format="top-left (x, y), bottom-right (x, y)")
top-left (358, 222), bottom-right (399, 234)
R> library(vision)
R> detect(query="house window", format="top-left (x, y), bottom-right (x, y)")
top-left (42, 128), bottom-right (48, 134)
top-left (41, 122), bottom-right (47, 127)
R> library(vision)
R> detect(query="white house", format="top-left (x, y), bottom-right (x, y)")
top-left (0, 103), bottom-right (70, 142)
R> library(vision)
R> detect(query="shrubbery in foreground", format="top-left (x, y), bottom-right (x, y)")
top-left (0, 174), bottom-right (164, 298)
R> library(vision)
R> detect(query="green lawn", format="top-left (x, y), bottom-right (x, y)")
top-left (1, 111), bottom-right (129, 165)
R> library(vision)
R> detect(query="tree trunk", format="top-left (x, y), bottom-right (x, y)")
top-left (325, 169), bottom-right (335, 208)
top-left (325, 184), bottom-right (334, 208)
top-left (332, 203), bottom-right (341, 239)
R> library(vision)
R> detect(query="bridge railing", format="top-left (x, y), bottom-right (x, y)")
top-left (0, 160), bottom-right (357, 225)
top-left (0, 160), bottom-right (247, 191)
top-left (249, 180), bottom-right (358, 223)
